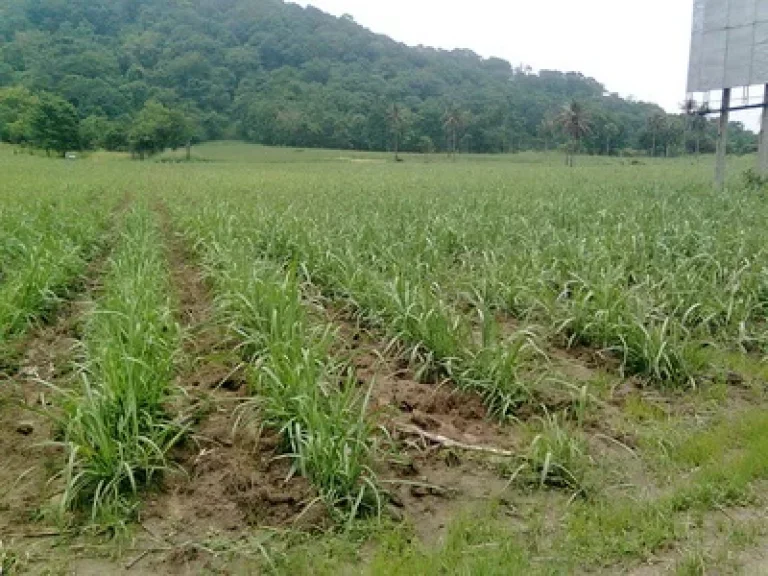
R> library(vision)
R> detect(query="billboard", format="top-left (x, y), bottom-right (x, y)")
top-left (687, 0), bottom-right (768, 93)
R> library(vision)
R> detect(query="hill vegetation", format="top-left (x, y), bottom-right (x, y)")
top-left (0, 0), bottom-right (757, 155)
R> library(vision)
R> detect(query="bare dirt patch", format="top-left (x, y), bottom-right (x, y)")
top-left (326, 310), bottom-right (523, 542)
top-left (0, 318), bottom-right (75, 535)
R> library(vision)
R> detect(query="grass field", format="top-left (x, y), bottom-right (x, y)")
top-left (2, 142), bottom-right (768, 574)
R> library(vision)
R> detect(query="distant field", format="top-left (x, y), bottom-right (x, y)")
top-left (160, 139), bottom-right (694, 166)
top-left (2, 143), bottom-right (768, 575)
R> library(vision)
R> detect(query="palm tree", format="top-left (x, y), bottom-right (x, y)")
top-left (691, 104), bottom-right (709, 155)
top-left (680, 98), bottom-right (696, 154)
top-left (556, 100), bottom-right (591, 166)
top-left (443, 105), bottom-right (462, 158)
top-left (647, 113), bottom-right (667, 157)
top-left (388, 103), bottom-right (404, 161)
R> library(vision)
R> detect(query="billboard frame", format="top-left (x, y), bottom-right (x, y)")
top-left (686, 0), bottom-right (768, 186)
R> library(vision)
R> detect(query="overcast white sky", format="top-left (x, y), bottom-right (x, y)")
top-left (295, 0), bottom-right (694, 113)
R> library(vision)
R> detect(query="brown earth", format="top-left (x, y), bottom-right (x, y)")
top-left (326, 309), bottom-right (525, 542)
top-left (0, 311), bottom-right (77, 535)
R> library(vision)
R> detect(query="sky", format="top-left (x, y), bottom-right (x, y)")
top-left (293, 0), bottom-right (762, 128)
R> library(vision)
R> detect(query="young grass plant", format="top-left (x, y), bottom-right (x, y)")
top-left (509, 411), bottom-right (591, 494)
top-left (51, 206), bottom-right (183, 524)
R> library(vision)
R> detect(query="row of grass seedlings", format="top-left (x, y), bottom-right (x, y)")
top-left (317, 173), bottom-right (767, 365)
top-left (258, 210), bottom-right (543, 420)
top-left (592, 187), bottom-right (768, 370)
top-left (181, 205), bottom-right (380, 523)
top-left (353, 209), bottom-right (544, 416)
top-left (0, 196), bottom-right (112, 348)
top-left (52, 205), bottom-right (183, 525)
top-left (450, 189), bottom-right (714, 387)
top-left (584, 194), bottom-right (758, 376)
top-left (396, 184), bottom-right (697, 389)
top-left (660, 227), bottom-right (768, 353)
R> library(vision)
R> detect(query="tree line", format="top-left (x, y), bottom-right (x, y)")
top-left (0, 0), bottom-right (757, 157)
top-left (0, 86), bottom-right (194, 157)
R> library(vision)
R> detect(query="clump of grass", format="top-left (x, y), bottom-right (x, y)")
top-left (618, 317), bottom-right (704, 386)
top-left (509, 412), bottom-right (591, 493)
top-left (565, 497), bottom-right (681, 565)
top-left (0, 541), bottom-right (24, 575)
top-left (457, 332), bottom-right (540, 418)
top-left (50, 206), bottom-right (183, 523)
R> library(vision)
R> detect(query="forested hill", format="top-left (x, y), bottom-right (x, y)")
top-left (0, 0), bottom-right (756, 154)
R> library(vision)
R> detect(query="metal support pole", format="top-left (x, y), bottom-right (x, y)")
top-left (715, 88), bottom-right (731, 190)
top-left (759, 84), bottom-right (768, 175)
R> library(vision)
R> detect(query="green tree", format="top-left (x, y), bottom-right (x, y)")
top-left (691, 105), bottom-right (708, 155)
top-left (443, 105), bottom-right (463, 158)
top-left (0, 86), bottom-right (38, 144)
top-left (647, 113), bottom-right (667, 157)
top-left (388, 103), bottom-right (410, 161)
top-left (604, 122), bottom-right (619, 156)
top-left (538, 116), bottom-right (557, 151)
top-left (80, 115), bottom-right (112, 149)
top-left (128, 100), bottom-right (190, 159)
top-left (418, 135), bottom-right (435, 154)
top-left (681, 99), bottom-right (696, 154)
top-left (556, 100), bottom-right (591, 166)
top-left (29, 93), bottom-right (81, 156)
top-left (663, 117), bottom-right (684, 157)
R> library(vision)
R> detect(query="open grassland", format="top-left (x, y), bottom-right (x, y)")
top-left (2, 143), bottom-right (768, 574)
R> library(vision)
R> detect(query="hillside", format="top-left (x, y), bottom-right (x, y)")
top-left (0, 0), bottom-right (756, 154)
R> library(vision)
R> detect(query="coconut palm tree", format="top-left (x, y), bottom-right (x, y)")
top-left (680, 98), bottom-right (697, 154)
top-left (388, 103), bottom-right (404, 161)
top-left (443, 105), bottom-right (463, 158)
top-left (647, 113), bottom-right (667, 157)
top-left (556, 100), bottom-right (591, 166)
top-left (691, 104), bottom-right (709, 155)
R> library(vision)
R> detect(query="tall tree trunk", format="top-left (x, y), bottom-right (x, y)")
top-left (186, 140), bottom-right (191, 161)
top-left (395, 130), bottom-right (400, 161)
top-left (651, 134), bottom-right (656, 157)
top-left (573, 136), bottom-right (580, 166)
